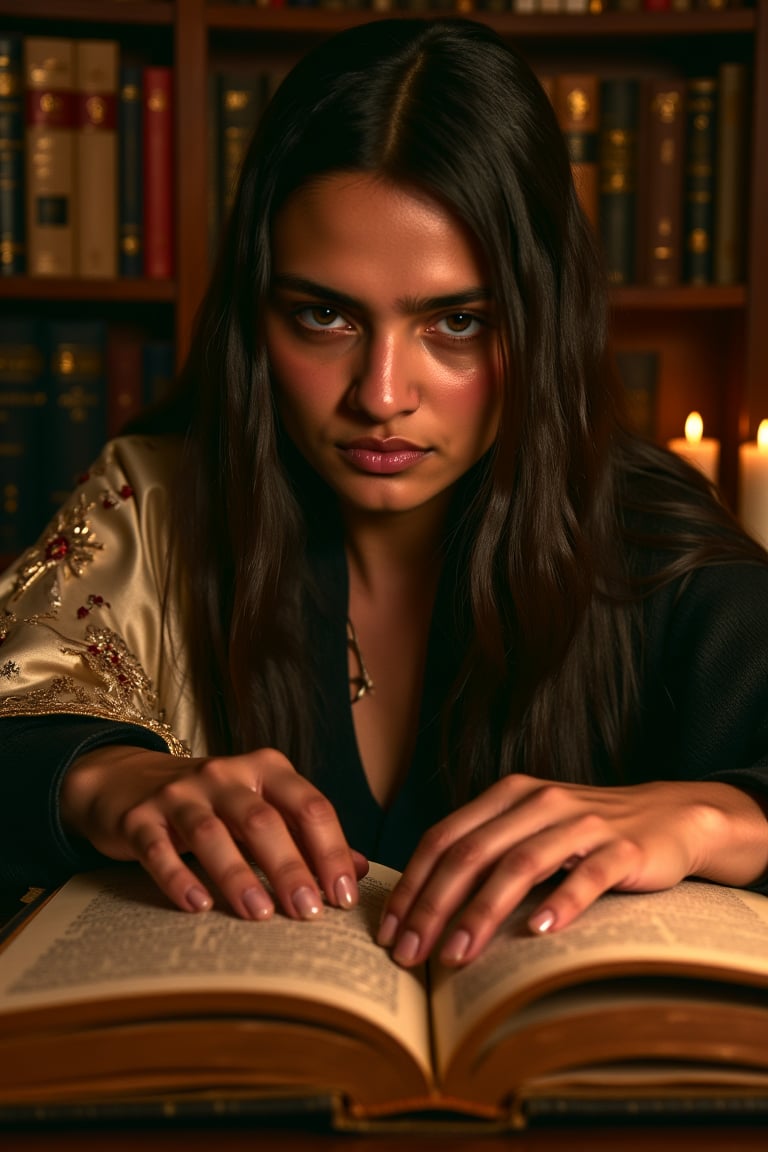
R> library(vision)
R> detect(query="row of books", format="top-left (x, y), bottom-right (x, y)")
top-left (210, 63), bottom-right (749, 287)
top-left (0, 318), bottom-right (173, 555)
top-left (542, 65), bottom-right (749, 287)
top-left (0, 35), bottom-right (173, 280)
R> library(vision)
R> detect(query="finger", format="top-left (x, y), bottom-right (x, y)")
top-left (259, 768), bottom-right (361, 910)
top-left (206, 784), bottom-right (326, 919)
top-left (379, 774), bottom-right (540, 935)
top-left (527, 838), bottom-right (644, 936)
top-left (402, 812), bottom-right (617, 967)
top-left (125, 814), bottom-right (216, 915)
top-left (143, 796), bottom-right (278, 920)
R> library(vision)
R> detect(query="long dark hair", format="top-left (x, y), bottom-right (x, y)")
top-left (133, 17), bottom-right (765, 794)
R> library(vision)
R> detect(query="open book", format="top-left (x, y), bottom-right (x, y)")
top-left (2, 861), bottom-right (768, 1130)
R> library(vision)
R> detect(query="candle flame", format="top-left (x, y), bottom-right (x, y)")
top-left (758, 420), bottom-right (768, 451)
top-left (684, 411), bottom-right (704, 445)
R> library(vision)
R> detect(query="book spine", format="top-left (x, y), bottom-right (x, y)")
top-left (714, 62), bottom-right (748, 286)
top-left (554, 73), bottom-right (600, 233)
top-left (106, 324), bottom-right (144, 437)
top-left (599, 77), bottom-right (639, 287)
top-left (0, 35), bottom-right (25, 276)
top-left (218, 71), bottom-right (265, 227)
top-left (683, 77), bottom-right (717, 285)
top-left (75, 40), bottom-right (119, 278)
top-left (142, 338), bottom-right (175, 407)
top-left (24, 37), bottom-right (76, 278)
top-left (0, 317), bottom-right (48, 553)
top-left (118, 63), bottom-right (143, 277)
top-left (142, 66), bottom-right (173, 280)
top-left (639, 78), bottom-right (685, 287)
top-left (45, 320), bottom-right (108, 515)
top-left (614, 349), bottom-right (658, 440)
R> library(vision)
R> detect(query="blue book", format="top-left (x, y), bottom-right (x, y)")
top-left (142, 338), bottom-right (174, 406)
top-left (45, 320), bottom-right (108, 518)
top-left (118, 64), bottom-right (143, 277)
top-left (0, 316), bottom-right (49, 555)
top-left (0, 35), bottom-right (25, 276)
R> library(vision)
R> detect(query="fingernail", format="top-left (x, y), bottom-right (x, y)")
top-left (441, 928), bottom-right (472, 964)
top-left (242, 887), bottom-right (273, 920)
top-left (529, 907), bottom-right (556, 934)
top-left (393, 929), bottom-right (421, 966)
top-left (377, 912), bottom-right (398, 947)
top-left (334, 874), bottom-right (356, 908)
top-left (185, 885), bottom-right (212, 912)
top-left (292, 886), bottom-right (322, 919)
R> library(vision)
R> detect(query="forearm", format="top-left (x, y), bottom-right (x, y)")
top-left (0, 716), bottom-right (169, 891)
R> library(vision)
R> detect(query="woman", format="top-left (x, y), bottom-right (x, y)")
top-left (2, 18), bottom-right (768, 969)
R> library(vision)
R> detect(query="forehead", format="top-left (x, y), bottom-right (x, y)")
top-left (271, 172), bottom-right (491, 293)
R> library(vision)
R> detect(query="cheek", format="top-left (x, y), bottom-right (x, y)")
top-left (438, 362), bottom-right (502, 447)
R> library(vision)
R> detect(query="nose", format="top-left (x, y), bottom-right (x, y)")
top-left (346, 331), bottom-right (419, 422)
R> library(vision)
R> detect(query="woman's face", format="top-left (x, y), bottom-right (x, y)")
top-left (265, 172), bottom-right (503, 521)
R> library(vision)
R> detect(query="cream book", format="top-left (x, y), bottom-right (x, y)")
top-left (2, 863), bottom-right (768, 1130)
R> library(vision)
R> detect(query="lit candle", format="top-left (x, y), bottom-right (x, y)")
top-left (667, 412), bottom-right (720, 485)
top-left (739, 419), bottom-right (768, 548)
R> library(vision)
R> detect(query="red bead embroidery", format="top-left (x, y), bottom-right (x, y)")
top-left (45, 536), bottom-right (70, 561)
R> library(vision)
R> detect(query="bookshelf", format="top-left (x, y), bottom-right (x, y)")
top-left (0, 0), bottom-right (767, 556)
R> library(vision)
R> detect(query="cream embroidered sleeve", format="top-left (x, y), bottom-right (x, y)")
top-left (0, 436), bottom-right (198, 757)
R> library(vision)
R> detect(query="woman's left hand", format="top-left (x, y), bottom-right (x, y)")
top-left (377, 775), bottom-right (768, 967)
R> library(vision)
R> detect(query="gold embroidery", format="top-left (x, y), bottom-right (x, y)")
top-left (0, 675), bottom-right (189, 757)
top-left (0, 660), bottom-right (19, 679)
top-left (11, 492), bottom-right (102, 602)
top-left (63, 625), bottom-right (158, 707)
top-left (0, 611), bottom-right (15, 645)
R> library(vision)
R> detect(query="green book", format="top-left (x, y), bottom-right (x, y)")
top-left (599, 77), bottom-right (640, 287)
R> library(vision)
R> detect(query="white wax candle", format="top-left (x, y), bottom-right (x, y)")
top-left (667, 411), bottom-right (720, 485)
top-left (739, 419), bottom-right (768, 548)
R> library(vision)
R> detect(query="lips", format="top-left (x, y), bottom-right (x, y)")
top-left (338, 437), bottom-right (431, 475)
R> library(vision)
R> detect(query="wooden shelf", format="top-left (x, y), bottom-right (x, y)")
top-left (0, 278), bottom-right (175, 303)
top-left (204, 6), bottom-right (756, 36)
top-left (0, 1), bottom-right (173, 24)
top-left (611, 285), bottom-right (747, 311)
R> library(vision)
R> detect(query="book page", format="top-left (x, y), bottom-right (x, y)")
top-left (0, 862), bottom-right (431, 1076)
top-left (431, 880), bottom-right (768, 1078)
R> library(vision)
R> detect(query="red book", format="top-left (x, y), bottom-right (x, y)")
top-left (637, 78), bottom-right (685, 287)
top-left (106, 324), bottom-right (145, 437)
top-left (142, 66), bottom-right (173, 280)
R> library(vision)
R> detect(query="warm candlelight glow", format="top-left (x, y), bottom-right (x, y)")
top-left (667, 411), bottom-right (719, 485)
top-left (739, 419), bottom-right (768, 547)
top-left (685, 411), bottom-right (704, 444)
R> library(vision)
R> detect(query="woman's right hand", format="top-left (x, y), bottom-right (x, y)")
top-left (60, 745), bottom-right (366, 920)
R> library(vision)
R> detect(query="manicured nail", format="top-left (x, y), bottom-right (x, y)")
top-left (393, 929), bottom-right (421, 966)
top-left (185, 885), bottom-right (212, 912)
top-left (529, 907), bottom-right (556, 934)
top-left (377, 912), bottom-right (398, 947)
top-left (334, 874), bottom-right (356, 908)
top-left (441, 928), bottom-right (472, 964)
top-left (242, 887), bottom-right (273, 920)
top-left (292, 886), bottom-right (322, 919)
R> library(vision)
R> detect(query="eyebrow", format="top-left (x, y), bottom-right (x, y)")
top-left (271, 274), bottom-right (493, 315)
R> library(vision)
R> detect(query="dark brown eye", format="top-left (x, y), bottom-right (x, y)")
top-left (296, 306), bottom-right (346, 330)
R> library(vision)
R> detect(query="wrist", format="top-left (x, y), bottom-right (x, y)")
top-left (687, 782), bottom-right (768, 887)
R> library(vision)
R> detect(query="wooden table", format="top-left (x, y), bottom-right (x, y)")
top-left (4, 1126), bottom-right (768, 1152)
